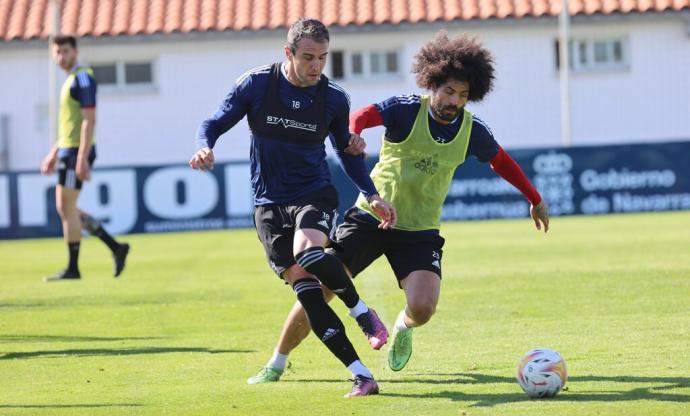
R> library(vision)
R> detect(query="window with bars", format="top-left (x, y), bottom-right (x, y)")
top-left (330, 49), bottom-right (400, 80)
top-left (555, 37), bottom-right (629, 71)
top-left (91, 61), bottom-right (155, 89)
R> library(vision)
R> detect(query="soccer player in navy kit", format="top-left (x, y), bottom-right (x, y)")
top-left (247, 32), bottom-right (550, 378)
top-left (190, 19), bottom-right (395, 397)
top-left (41, 35), bottom-right (130, 282)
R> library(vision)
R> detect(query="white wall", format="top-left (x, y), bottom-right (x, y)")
top-left (77, 37), bottom-right (285, 168)
top-left (0, 15), bottom-right (688, 171)
top-left (0, 48), bottom-right (50, 170)
top-left (573, 20), bottom-right (690, 143)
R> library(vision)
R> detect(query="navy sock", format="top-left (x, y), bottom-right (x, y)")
top-left (295, 247), bottom-right (360, 308)
top-left (93, 226), bottom-right (120, 253)
top-left (293, 278), bottom-right (359, 367)
top-left (67, 242), bottom-right (80, 272)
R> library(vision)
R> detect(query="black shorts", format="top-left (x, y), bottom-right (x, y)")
top-left (254, 186), bottom-right (339, 277)
top-left (331, 207), bottom-right (445, 288)
top-left (57, 150), bottom-right (96, 190)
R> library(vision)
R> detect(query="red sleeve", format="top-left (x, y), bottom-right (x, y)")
top-left (489, 147), bottom-right (542, 205)
top-left (349, 104), bottom-right (384, 135)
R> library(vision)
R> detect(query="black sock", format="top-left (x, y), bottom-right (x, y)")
top-left (67, 242), bottom-right (80, 272)
top-left (93, 226), bottom-right (120, 252)
top-left (293, 278), bottom-right (359, 367)
top-left (80, 212), bottom-right (120, 252)
top-left (295, 247), bottom-right (360, 308)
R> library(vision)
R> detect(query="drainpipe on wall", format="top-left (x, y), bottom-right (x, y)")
top-left (558, 0), bottom-right (572, 147)
top-left (0, 114), bottom-right (8, 170)
top-left (48, 0), bottom-right (60, 152)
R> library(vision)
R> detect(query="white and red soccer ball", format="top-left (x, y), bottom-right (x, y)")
top-left (516, 348), bottom-right (568, 398)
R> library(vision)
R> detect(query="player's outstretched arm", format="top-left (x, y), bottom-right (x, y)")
top-left (488, 146), bottom-right (549, 233)
top-left (530, 201), bottom-right (549, 233)
top-left (189, 147), bottom-right (215, 171)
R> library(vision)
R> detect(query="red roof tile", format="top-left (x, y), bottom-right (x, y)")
top-left (129, 0), bottom-right (149, 34)
top-left (24, 0), bottom-right (46, 38)
top-left (1, 0), bottom-right (688, 42)
top-left (390, 0), bottom-right (409, 23)
top-left (5, 0), bottom-right (29, 40)
top-left (147, 0), bottom-right (165, 33)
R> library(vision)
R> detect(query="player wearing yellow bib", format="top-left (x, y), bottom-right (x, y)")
top-left (247, 32), bottom-right (549, 381)
top-left (40, 35), bottom-right (129, 282)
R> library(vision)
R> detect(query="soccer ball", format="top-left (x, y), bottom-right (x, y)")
top-left (516, 348), bottom-right (567, 398)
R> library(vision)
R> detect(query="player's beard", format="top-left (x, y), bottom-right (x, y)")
top-left (59, 56), bottom-right (76, 72)
top-left (300, 72), bottom-right (320, 86)
top-left (431, 102), bottom-right (462, 122)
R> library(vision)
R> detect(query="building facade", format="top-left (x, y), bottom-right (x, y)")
top-left (0, 1), bottom-right (688, 170)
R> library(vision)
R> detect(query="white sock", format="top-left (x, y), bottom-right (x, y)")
top-left (266, 351), bottom-right (288, 371)
top-left (347, 360), bottom-right (373, 379)
top-left (348, 299), bottom-right (368, 318)
top-left (394, 309), bottom-right (411, 332)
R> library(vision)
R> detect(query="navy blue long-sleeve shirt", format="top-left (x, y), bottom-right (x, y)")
top-left (196, 63), bottom-right (376, 205)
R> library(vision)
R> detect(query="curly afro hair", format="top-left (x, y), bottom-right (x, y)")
top-left (412, 31), bottom-right (495, 102)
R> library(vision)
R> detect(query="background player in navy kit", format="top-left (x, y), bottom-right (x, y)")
top-left (190, 19), bottom-right (396, 397)
top-left (247, 31), bottom-right (550, 379)
top-left (40, 35), bottom-right (130, 282)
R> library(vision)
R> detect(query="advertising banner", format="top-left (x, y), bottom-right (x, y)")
top-left (1, 141), bottom-right (688, 239)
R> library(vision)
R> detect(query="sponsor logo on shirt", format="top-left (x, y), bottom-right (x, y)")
top-left (414, 155), bottom-right (439, 175)
top-left (266, 115), bottom-right (317, 132)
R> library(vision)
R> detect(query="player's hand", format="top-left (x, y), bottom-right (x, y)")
top-left (189, 147), bottom-right (215, 171)
top-left (530, 200), bottom-right (549, 233)
top-left (368, 194), bottom-right (397, 229)
top-left (76, 156), bottom-right (91, 181)
top-left (344, 133), bottom-right (366, 156)
top-left (40, 153), bottom-right (56, 175)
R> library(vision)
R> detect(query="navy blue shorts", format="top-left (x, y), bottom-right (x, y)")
top-left (57, 149), bottom-right (96, 190)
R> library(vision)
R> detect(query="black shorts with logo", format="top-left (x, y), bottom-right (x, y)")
top-left (254, 185), bottom-right (339, 277)
top-left (330, 207), bottom-right (445, 287)
top-left (57, 149), bottom-right (96, 190)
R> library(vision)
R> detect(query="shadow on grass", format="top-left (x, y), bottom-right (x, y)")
top-left (0, 335), bottom-right (164, 343)
top-left (380, 388), bottom-right (690, 407)
top-left (0, 403), bottom-right (143, 409)
top-left (0, 292), bottom-right (240, 309)
top-left (283, 372), bottom-right (690, 407)
top-left (0, 303), bottom-right (46, 309)
top-left (398, 372), bottom-right (690, 387)
top-left (0, 346), bottom-right (253, 360)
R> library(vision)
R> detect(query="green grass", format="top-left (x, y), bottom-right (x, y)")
top-left (1, 211), bottom-right (689, 415)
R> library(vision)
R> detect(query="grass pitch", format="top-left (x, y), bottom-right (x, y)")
top-left (1, 211), bottom-right (689, 415)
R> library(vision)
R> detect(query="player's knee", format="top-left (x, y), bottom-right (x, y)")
top-left (407, 301), bottom-right (436, 325)
top-left (79, 212), bottom-right (101, 234)
top-left (55, 202), bottom-right (67, 219)
top-left (55, 201), bottom-right (74, 220)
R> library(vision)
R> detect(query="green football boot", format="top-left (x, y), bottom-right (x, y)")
top-left (247, 366), bottom-right (284, 384)
top-left (388, 328), bottom-right (413, 371)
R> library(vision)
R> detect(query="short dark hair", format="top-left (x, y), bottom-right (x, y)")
top-left (287, 18), bottom-right (329, 53)
top-left (52, 35), bottom-right (77, 49)
top-left (412, 31), bottom-right (495, 102)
